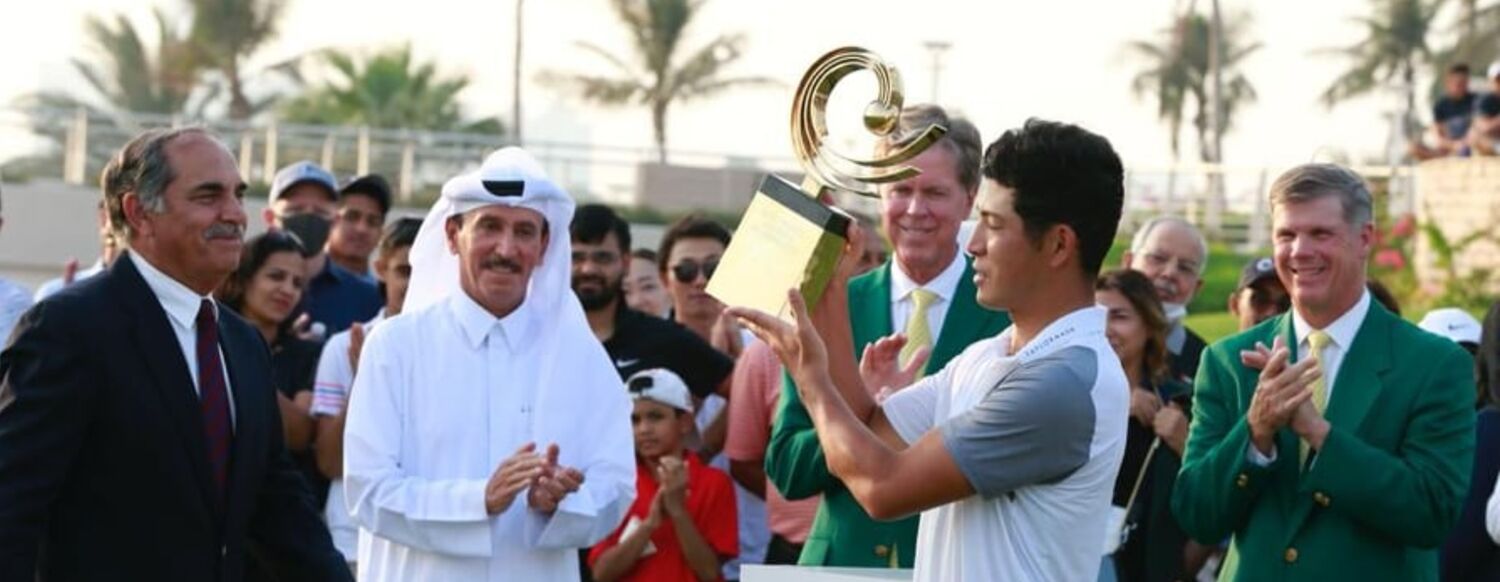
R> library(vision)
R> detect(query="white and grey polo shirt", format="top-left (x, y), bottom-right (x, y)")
top-left (882, 305), bottom-right (1128, 582)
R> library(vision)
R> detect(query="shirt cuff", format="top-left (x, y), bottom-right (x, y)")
top-left (1246, 442), bottom-right (1277, 466)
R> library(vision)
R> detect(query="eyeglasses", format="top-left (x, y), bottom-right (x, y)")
top-left (1144, 251), bottom-right (1201, 278)
top-left (628, 376), bottom-right (654, 393)
top-left (670, 259), bottom-right (719, 283)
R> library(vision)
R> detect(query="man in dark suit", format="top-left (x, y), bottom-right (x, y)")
top-left (1122, 215), bottom-right (1210, 383)
top-left (0, 128), bottom-right (351, 581)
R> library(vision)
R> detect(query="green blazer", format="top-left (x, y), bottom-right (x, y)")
top-left (765, 259), bottom-right (1010, 567)
top-left (1172, 302), bottom-right (1475, 582)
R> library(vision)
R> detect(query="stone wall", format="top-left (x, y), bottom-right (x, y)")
top-left (1413, 158), bottom-right (1500, 293)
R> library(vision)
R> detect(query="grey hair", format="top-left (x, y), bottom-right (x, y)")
top-left (876, 104), bottom-right (983, 194)
top-left (100, 127), bottom-right (215, 240)
top-left (1130, 215), bottom-right (1209, 274)
top-left (1268, 163), bottom-right (1374, 228)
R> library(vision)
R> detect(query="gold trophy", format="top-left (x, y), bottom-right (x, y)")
top-left (706, 46), bottom-right (948, 321)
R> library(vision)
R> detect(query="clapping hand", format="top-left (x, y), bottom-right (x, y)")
top-left (1245, 337), bottom-right (1322, 454)
top-left (656, 453), bottom-right (688, 517)
top-left (486, 443), bottom-right (547, 515)
top-left (527, 443), bottom-right (585, 515)
top-left (859, 333), bottom-right (929, 398)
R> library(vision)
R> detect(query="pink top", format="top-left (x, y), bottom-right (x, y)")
top-left (724, 340), bottom-right (820, 543)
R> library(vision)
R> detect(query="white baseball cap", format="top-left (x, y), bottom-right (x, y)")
top-left (1418, 307), bottom-right (1482, 345)
top-left (1488, 61), bottom-right (1500, 81)
top-left (626, 368), bottom-right (694, 414)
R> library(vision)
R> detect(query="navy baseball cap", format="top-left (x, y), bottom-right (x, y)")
top-left (270, 161), bottom-right (338, 203)
top-left (340, 174), bottom-right (393, 215)
top-left (1236, 257), bottom-right (1278, 291)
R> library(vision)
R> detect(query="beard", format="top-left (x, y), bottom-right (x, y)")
top-left (572, 273), bottom-right (622, 311)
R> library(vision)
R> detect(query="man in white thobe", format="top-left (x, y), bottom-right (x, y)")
top-left (343, 147), bottom-right (635, 581)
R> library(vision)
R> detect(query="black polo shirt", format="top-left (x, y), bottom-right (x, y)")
top-left (602, 306), bottom-right (734, 398)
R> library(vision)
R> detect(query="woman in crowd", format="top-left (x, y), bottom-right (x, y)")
top-left (624, 248), bottom-right (673, 319)
top-left (217, 231), bottom-right (327, 505)
top-left (1096, 269), bottom-right (1196, 582)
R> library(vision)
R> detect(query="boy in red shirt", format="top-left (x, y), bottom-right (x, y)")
top-left (590, 368), bottom-right (739, 581)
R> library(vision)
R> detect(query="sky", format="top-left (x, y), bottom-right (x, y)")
top-left (0, 0), bottom-right (1462, 173)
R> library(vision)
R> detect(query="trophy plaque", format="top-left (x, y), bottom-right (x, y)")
top-left (706, 46), bottom-right (948, 322)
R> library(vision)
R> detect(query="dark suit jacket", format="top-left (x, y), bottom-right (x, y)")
top-left (0, 254), bottom-right (350, 582)
top-left (1168, 323), bottom-right (1208, 384)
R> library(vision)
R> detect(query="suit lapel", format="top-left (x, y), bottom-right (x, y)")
top-left (1281, 303), bottom-right (1393, 540)
top-left (112, 255), bottom-right (217, 526)
top-left (849, 262), bottom-right (894, 352)
top-left (218, 306), bottom-right (263, 527)
top-left (1323, 305), bottom-right (1392, 433)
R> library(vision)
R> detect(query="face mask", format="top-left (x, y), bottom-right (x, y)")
top-left (1162, 302), bottom-right (1188, 324)
top-left (280, 213), bottom-right (331, 258)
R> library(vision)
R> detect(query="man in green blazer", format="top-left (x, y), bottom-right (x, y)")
top-left (1173, 163), bottom-right (1474, 582)
top-left (765, 105), bottom-right (1010, 568)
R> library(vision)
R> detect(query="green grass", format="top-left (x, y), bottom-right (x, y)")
top-left (1102, 237), bottom-right (1265, 345)
top-left (1184, 311), bottom-right (1241, 344)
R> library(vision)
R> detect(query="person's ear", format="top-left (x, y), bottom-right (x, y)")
top-left (445, 215), bottom-right (463, 254)
top-left (1048, 225), bottom-right (1076, 269)
top-left (262, 207), bottom-right (277, 229)
top-left (122, 193), bottom-right (152, 239)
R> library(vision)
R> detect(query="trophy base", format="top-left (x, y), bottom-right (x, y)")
top-left (706, 174), bottom-right (851, 323)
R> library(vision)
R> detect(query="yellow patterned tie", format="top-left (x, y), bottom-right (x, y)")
top-left (900, 288), bottom-right (938, 377)
top-left (1300, 330), bottom-right (1332, 468)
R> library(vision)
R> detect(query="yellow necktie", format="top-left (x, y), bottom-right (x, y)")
top-left (900, 288), bottom-right (938, 377)
top-left (1300, 330), bottom-right (1332, 467)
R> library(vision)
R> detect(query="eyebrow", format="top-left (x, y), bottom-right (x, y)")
top-left (188, 180), bottom-right (248, 195)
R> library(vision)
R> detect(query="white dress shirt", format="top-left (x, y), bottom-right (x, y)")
top-left (344, 291), bottom-right (635, 582)
top-left (1248, 290), bottom-right (1371, 465)
top-left (128, 252), bottom-right (236, 424)
top-left (889, 251), bottom-right (966, 345)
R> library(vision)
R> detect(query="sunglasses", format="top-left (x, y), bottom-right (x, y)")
top-left (670, 259), bottom-right (719, 283)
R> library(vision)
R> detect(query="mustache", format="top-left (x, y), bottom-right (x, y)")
top-left (203, 223), bottom-right (244, 240)
top-left (573, 274), bottom-right (608, 287)
top-left (481, 256), bottom-right (523, 274)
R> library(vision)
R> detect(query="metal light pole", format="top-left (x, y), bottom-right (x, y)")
top-left (923, 41), bottom-right (952, 103)
top-left (512, 0), bottom-right (524, 145)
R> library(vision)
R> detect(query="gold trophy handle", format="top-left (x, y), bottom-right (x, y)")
top-left (791, 47), bottom-right (948, 198)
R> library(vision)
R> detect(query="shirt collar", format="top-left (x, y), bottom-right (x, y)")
top-left (890, 250), bottom-right (965, 304)
top-left (128, 251), bottom-right (215, 330)
top-left (1292, 289), bottom-right (1371, 353)
top-left (995, 305), bottom-right (1107, 361)
top-left (448, 289), bottom-right (536, 352)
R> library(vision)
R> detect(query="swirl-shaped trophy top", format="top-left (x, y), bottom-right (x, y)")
top-left (791, 47), bottom-right (949, 197)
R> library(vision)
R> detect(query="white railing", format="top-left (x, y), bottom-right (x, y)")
top-left (1, 106), bottom-right (1416, 251)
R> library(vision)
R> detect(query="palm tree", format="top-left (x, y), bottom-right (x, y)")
top-left (58, 9), bottom-right (201, 115)
top-left (1126, 9), bottom-right (1261, 163)
top-left (538, 0), bottom-right (774, 163)
top-left (186, 0), bottom-right (286, 120)
top-left (1319, 0), bottom-right (1445, 139)
top-left (1435, 0), bottom-right (1500, 87)
top-left (279, 45), bottom-right (503, 133)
